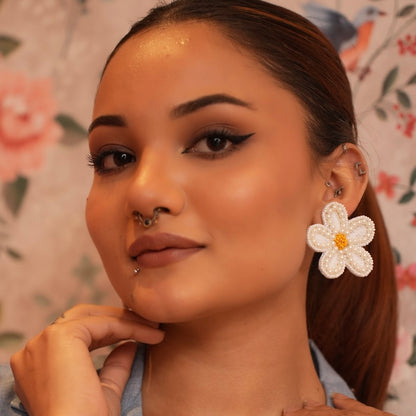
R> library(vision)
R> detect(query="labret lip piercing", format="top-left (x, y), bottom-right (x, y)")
top-left (133, 207), bottom-right (165, 228)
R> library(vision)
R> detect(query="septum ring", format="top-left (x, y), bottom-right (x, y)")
top-left (133, 207), bottom-right (165, 228)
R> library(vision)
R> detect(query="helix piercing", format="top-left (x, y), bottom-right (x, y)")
top-left (354, 162), bottom-right (366, 176)
top-left (342, 143), bottom-right (348, 153)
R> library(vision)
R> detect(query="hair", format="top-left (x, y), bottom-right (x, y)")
top-left (104, 0), bottom-right (397, 408)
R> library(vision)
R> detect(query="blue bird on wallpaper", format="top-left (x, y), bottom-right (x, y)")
top-left (304, 2), bottom-right (386, 71)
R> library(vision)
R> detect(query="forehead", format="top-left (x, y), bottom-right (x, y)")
top-left (94, 21), bottom-right (307, 133)
top-left (106, 21), bottom-right (244, 67)
top-left (98, 21), bottom-right (272, 97)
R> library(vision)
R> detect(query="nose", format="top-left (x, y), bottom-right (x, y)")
top-left (125, 147), bottom-right (185, 222)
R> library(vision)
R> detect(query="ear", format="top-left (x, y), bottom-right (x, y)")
top-left (317, 144), bottom-right (368, 218)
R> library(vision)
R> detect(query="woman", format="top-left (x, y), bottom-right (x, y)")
top-left (1, 0), bottom-right (397, 415)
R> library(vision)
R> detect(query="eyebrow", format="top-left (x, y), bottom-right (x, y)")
top-left (88, 94), bottom-right (254, 133)
top-left (170, 94), bottom-right (255, 118)
top-left (88, 115), bottom-right (127, 134)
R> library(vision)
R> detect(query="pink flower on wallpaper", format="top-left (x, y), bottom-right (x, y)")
top-left (390, 327), bottom-right (413, 385)
top-left (0, 68), bottom-right (63, 182)
top-left (396, 113), bottom-right (416, 139)
top-left (397, 34), bottom-right (416, 56)
top-left (375, 171), bottom-right (399, 199)
top-left (395, 263), bottom-right (416, 291)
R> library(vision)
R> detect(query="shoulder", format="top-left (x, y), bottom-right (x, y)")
top-left (0, 364), bottom-right (28, 415)
top-left (310, 340), bottom-right (355, 406)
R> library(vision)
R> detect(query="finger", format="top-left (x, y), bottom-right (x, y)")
top-left (100, 342), bottom-right (137, 400)
top-left (53, 304), bottom-right (160, 328)
top-left (332, 393), bottom-right (373, 412)
top-left (284, 404), bottom-right (336, 415)
top-left (332, 393), bottom-right (395, 415)
top-left (58, 315), bottom-right (165, 350)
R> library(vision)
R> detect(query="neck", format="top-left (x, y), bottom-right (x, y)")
top-left (142, 294), bottom-right (325, 415)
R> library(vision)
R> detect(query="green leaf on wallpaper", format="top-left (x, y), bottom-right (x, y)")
top-left (0, 331), bottom-right (25, 349)
top-left (399, 190), bottom-right (415, 204)
top-left (387, 393), bottom-right (399, 401)
top-left (396, 90), bottom-right (412, 108)
top-left (73, 255), bottom-right (100, 286)
top-left (392, 247), bottom-right (401, 265)
top-left (90, 289), bottom-right (105, 305)
top-left (408, 335), bottom-right (416, 366)
top-left (6, 247), bottom-right (22, 260)
top-left (407, 74), bottom-right (416, 85)
top-left (410, 167), bottom-right (416, 186)
top-left (2, 176), bottom-right (29, 216)
top-left (382, 67), bottom-right (398, 97)
top-left (0, 35), bottom-right (20, 56)
top-left (374, 106), bottom-right (387, 121)
top-left (56, 113), bottom-right (88, 146)
top-left (397, 4), bottom-right (415, 18)
top-left (34, 294), bottom-right (52, 307)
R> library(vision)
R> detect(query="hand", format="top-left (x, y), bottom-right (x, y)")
top-left (10, 304), bottom-right (164, 416)
top-left (284, 393), bottom-right (396, 415)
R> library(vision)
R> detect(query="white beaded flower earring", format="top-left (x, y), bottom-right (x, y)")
top-left (306, 201), bottom-right (375, 279)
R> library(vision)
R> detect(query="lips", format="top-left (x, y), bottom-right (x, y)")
top-left (128, 233), bottom-right (205, 268)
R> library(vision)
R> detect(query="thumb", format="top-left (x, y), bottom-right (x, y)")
top-left (332, 393), bottom-right (396, 415)
top-left (99, 342), bottom-right (138, 412)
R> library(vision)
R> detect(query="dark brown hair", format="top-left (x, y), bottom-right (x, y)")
top-left (104, 0), bottom-right (397, 408)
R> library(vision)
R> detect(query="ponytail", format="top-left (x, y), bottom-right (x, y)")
top-left (307, 184), bottom-right (398, 408)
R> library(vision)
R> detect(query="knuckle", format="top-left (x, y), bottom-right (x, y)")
top-left (43, 322), bottom-right (62, 339)
top-left (9, 351), bottom-right (21, 371)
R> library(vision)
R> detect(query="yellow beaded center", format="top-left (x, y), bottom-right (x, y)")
top-left (334, 233), bottom-right (348, 250)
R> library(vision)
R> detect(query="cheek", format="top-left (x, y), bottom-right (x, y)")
top-left (85, 187), bottom-right (105, 247)
top-left (202, 157), bottom-right (314, 233)
top-left (85, 186), bottom-right (122, 262)
top-left (192, 155), bottom-right (317, 283)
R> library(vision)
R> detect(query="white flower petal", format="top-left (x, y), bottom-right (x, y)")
top-left (347, 215), bottom-right (375, 247)
top-left (322, 202), bottom-right (348, 234)
top-left (319, 247), bottom-right (346, 279)
top-left (307, 224), bottom-right (333, 252)
top-left (344, 245), bottom-right (374, 277)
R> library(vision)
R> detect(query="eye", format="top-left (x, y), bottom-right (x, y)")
top-left (183, 128), bottom-right (254, 159)
top-left (88, 147), bottom-right (136, 174)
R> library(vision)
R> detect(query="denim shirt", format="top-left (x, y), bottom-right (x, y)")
top-left (0, 341), bottom-right (355, 415)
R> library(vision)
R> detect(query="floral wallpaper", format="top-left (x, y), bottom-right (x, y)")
top-left (0, 0), bottom-right (414, 415)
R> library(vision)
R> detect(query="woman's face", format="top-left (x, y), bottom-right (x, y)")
top-left (86, 22), bottom-right (325, 323)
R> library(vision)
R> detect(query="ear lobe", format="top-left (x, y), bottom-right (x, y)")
top-left (320, 144), bottom-right (368, 217)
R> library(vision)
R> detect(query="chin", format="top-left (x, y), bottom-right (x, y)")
top-left (123, 284), bottom-right (208, 324)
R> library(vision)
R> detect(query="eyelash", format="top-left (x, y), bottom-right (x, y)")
top-left (87, 147), bottom-right (135, 175)
top-left (88, 129), bottom-right (254, 174)
top-left (182, 128), bottom-right (254, 160)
